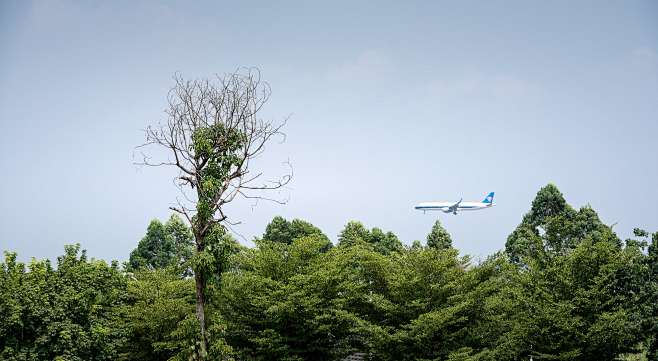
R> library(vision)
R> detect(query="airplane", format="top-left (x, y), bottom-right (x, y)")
top-left (414, 192), bottom-right (495, 215)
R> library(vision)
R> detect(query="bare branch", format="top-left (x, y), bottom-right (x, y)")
top-left (137, 68), bottom-right (292, 237)
top-left (237, 189), bottom-right (290, 205)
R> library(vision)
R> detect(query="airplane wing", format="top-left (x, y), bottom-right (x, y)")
top-left (448, 198), bottom-right (463, 212)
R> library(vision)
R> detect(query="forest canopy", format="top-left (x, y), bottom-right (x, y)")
top-left (1, 184), bottom-right (657, 360)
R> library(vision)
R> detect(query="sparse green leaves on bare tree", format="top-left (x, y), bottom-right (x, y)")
top-left (137, 68), bottom-right (291, 359)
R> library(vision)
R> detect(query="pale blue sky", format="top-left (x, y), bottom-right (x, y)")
top-left (1, 0), bottom-right (657, 262)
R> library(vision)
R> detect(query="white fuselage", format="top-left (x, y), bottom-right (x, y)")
top-left (414, 201), bottom-right (494, 213)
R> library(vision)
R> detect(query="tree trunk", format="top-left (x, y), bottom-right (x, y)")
top-left (195, 270), bottom-right (208, 359)
top-left (194, 231), bottom-right (208, 360)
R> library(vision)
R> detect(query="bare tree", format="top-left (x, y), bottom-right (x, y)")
top-left (137, 68), bottom-right (291, 358)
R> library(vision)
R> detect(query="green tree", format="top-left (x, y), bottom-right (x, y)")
top-left (220, 234), bottom-right (471, 360)
top-left (262, 216), bottom-right (329, 245)
top-left (381, 247), bottom-right (471, 360)
top-left (118, 269), bottom-right (198, 360)
top-left (262, 216), bottom-right (291, 244)
top-left (166, 214), bottom-right (196, 272)
top-left (128, 214), bottom-right (194, 274)
top-left (370, 227), bottom-right (404, 255)
top-left (0, 245), bottom-right (127, 360)
top-left (474, 237), bottom-right (647, 360)
top-left (426, 219), bottom-right (453, 249)
top-left (338, 221), bottom-right (403, 254)
top-left (505, 184), bottom-right (618, 265)
top-left (219, 235), bottom-right (333, 360)
top-left (338, 221), bottom-right (371, 247)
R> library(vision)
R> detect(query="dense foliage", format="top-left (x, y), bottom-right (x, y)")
top-left (0, 245), bottom-right (126, 360)
top-left (1, 185), bottom-right (657, 360)
top-left (426, 220), bottom-right (453, 250)
top-left (128, 215), bottom-right (194, 275)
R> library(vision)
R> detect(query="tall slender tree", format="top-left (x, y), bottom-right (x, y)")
top-left (426, 219), bottom-right (452, 250)
top-left (137, 69), bottom-right (291, 358)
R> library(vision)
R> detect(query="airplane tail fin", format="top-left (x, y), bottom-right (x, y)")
top-left (482, 192), bottom-right (495, 204)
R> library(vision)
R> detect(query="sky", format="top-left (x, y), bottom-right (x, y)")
top-left (1, 0), bottom-right (657, 263)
